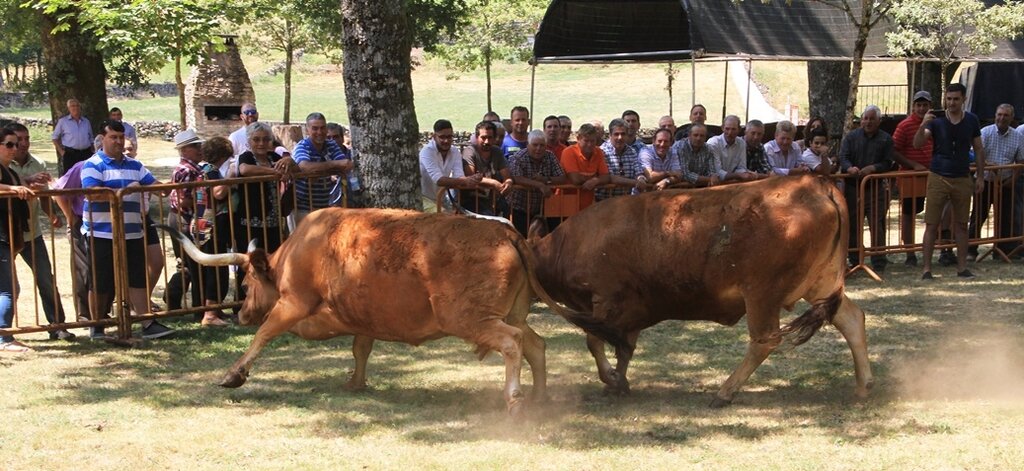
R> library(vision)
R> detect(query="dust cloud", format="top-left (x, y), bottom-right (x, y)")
top-left (893, 333), bottom-right (1024, 401)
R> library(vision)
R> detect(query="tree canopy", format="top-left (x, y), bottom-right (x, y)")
top-left (887, 0), bottom-right (1024, 86)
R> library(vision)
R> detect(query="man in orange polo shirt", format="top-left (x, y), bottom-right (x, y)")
top-left (560, 123), bottom-right (610, 210)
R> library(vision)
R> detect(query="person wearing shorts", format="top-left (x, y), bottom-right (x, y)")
top-left (80, 120), bottom-right (175, 339)
top-left (914, 83), bottom-right (987, 279)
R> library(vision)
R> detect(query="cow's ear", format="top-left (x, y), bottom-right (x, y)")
top-left (249, 250), bottom-right (271, 275)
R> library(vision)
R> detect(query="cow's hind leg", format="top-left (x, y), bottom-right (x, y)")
top-left (507, 288), bottom-right (547, 402)
top-left (711, 299), bottom-right (782, 408)
top-left (521, 325), bottom-right (547, 402)
top-left (474, 321), bottom-right (526, 417)
top-left (830, 295), bottom-right (874, 399)
top-left (220, 300), bottom-right (312, 388)
top-left (342, 335), bottom-right (375, 391)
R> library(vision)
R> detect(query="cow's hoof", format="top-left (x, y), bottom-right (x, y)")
top-left (709, 396), bottom-right (733, 408)
top-left (219, 369), bottom-right (248, 388)
top-left (508, 401), bottom-right (526, 419)
top-left (599, 370), bottom-right (619, 388)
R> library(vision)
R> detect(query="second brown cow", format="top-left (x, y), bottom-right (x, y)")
top-left (529, 175), bottom-right (873, 406)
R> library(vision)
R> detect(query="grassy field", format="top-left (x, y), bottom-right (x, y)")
top-left (1, 257), bottom-right (1023, 469)
top-left (1, 55), bottom-right (919, 135)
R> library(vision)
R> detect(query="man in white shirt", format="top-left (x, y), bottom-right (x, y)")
top-left (419, 119), bottom-right (481, 212)
top-left (763, 120), bottom-right (810, 176)
top-left (707, 115), bottom-right (756, 182)
top-left (229, 102), bottom-right (260, 158)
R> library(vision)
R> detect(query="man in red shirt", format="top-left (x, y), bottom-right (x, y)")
top-left (892, 91), bottom-right (936, 266)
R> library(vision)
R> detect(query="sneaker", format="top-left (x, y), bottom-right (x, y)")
top-left (0, 340), bottom-right (32, 353)
top-left (904, 254), bottom-right (918, 266)
top-left (939, 251), bottom-right (957, 267)
top-left (48, 329), bottom-right (77, 341)
top-left (140, 321), bottom-right (175, 340)
top-left (921, 271), bottom-right (934, 280)
top-left (957, 269), bottom-right (976, 278)
top-left (89, 327), bottom-right (107, 341)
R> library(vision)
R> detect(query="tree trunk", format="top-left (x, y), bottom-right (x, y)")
top-left (341, 0), bottom-right (421, 210)
top-left (842, 15), bottom-right (871, 133)
top-left (484, 44), bottom-right (492, 113)
top-left (175, 56), bottom-right (187, 128)
top-left (284, 40), bottom-right (293, 124)
top-left (667, 63), bottom-right (674, 116)
top-left (38, 9), bottom-right (108, 132)
top-left (807, 61), bottom-right (850, 141)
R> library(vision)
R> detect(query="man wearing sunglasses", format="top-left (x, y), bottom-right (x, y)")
top-left (229, 102), bottom-right (260, 158)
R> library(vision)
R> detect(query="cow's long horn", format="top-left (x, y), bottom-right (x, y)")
top-left (154, 224), bottom-right (248, 266)
top-left (247, 239), bottom-right (258, 253)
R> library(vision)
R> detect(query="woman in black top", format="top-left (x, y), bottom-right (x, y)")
top-left (235, 122), bottom-right (295, 254)
top-left (0, 128), bottom-right (36, 353)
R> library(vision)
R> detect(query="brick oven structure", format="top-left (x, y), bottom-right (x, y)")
top-left (185, 35), bottom-right (255, 138)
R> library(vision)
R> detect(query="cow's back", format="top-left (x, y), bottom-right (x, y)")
top-left (276, 209), bottom-right (528, 343)
top-left (532, 176), bottom-right (847, 330)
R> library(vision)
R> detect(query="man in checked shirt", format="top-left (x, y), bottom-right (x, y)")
top-left (508, 130), bottom-right (569, 237)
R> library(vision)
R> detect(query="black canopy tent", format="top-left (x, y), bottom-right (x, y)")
top-left (530, 0), bottom-right (1024, 122)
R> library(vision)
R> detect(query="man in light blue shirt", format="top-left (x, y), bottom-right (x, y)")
top-left (51, 98), bottom-right (93, 176)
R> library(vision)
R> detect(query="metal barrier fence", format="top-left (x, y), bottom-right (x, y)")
top-left (3, 163), bottom-right (1021, 341)
top-left (858, 84), bottom-right (910, 116)
top-left (0, 168), bottom-right (353, 342)
top-left (847, 164), bottom-right (1024, 281)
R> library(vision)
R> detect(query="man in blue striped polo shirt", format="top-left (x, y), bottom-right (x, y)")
top-left (289, 112), bottom-right (353, 230)
top-left (81, 120), bottom-right (174, 339)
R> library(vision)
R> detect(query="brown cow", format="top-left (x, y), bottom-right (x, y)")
top-left (164, 208), bottom-right (601, 415)
top-left (528, 175), bottom-right (873, 406)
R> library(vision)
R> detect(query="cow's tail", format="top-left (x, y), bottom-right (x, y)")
top-left (507, 234), bottom-right (628, 350)
top-left (779, 287), bottom-right (844, 347)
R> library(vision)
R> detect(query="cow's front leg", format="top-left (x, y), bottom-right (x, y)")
top-left (342, 335), bottom-right (374, 391)
top-left (610, 330), bottom-right (641, 394)
top-left (221, 299), bottom-right (311, 388)
top-left (586, 334), bottom-right (618, 390)
top-left (711, 300), bottom-right (781, 407)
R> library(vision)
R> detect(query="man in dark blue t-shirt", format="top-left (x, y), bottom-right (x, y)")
top-left (913, 83), bottom-right (987, 279)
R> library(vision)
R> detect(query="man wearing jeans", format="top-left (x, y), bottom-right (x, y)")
top-left (5, 123), bottom-right (74, 340)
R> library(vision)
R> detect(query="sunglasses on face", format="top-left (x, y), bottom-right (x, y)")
top-left (243, 110), bottom-right (258, 116)
top-left (2, 141), bottom-right (17, 149)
